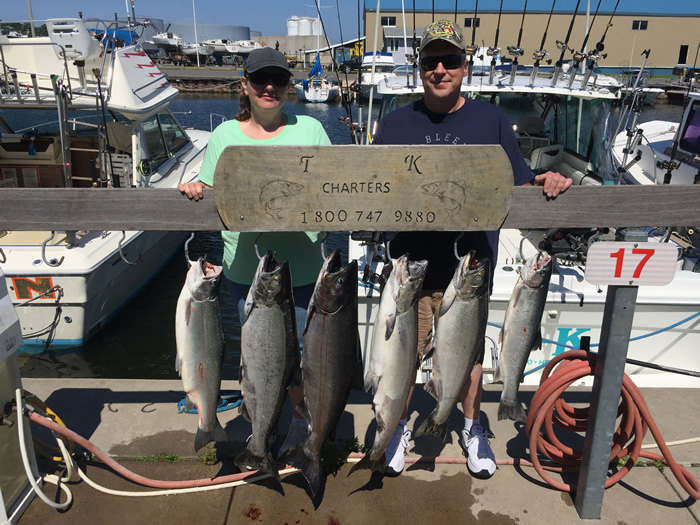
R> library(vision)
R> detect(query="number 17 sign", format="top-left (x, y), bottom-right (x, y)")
top-left (585, 242), bottom-right (678, 286)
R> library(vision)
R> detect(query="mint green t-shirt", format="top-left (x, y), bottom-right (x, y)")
top-left (198, 114), bottom-right (331, 286)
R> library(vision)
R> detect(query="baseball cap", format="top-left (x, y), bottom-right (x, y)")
top-left (420, 20), bottom-right (467, 53)
top-left (244, 47), bottom-right (291, 74)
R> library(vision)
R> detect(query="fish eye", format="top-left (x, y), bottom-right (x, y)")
top-left (335, 277), bottom-right (344, 285)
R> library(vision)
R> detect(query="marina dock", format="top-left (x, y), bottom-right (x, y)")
top-left (16, 378), bottom-right (700, 524)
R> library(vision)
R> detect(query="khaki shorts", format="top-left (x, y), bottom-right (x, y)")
top-left (417, 289), bottom-right (485, 367)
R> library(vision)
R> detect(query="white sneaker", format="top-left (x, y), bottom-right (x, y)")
top-left (277, 418), bottom-right (309, 458)
top-left (385, 424), bottom-right (411, 476)
top-left (460, 425), bottom-right (496, 479)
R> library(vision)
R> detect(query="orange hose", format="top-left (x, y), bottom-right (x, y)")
top-left (522, 350), bottom-right (700, 497)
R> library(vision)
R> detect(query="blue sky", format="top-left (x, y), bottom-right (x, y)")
top-left (3, 1), bottom-right (699, 44)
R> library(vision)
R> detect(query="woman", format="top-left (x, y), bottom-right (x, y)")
top-left (179, 47), bottom-right (331, 456)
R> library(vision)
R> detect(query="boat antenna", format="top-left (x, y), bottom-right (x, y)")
top-left (530, 0), bottom-right (556, 86)
top-left (466, 0), bottom-right (480, 85)
top-left (453, 0), bottom-right (458, 23)
top-left (579, 0), bottom-right (620, 89)
top-left (567, 0), bottom-right (603, 89)
top-left (507, 0), bottom-right (528, 86)
top-left (488, 0), bottom-right (504, 85)
top-left (354, 0), bottom-right (364, 145)
top-left (550, 0), bottom-right (580, 86)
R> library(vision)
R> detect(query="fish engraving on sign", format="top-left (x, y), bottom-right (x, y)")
top-left (420, 181), bottom-right (467, 217)
top-left (259, 180), bottom-right (305, 219)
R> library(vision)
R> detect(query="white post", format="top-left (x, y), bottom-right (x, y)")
top-left (192, 0), bottom-right (200, 67)
top-left (27, 0), bottom-right (36, 37)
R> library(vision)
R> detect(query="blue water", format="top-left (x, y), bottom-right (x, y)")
top-left (16, 95), bottom-right (684, 380)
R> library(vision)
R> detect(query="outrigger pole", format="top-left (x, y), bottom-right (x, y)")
top-left (507, 0), bottom-right (528, 86)
top-left (579, 0), bottom-right (620, 88)
top-left (530, 0), bottom-right (556, 86)
top-left (488, 0), bottom-right (504, 85)
top-left (567, 0), bottom-right (603, 89)
top-left (550, 0), bottom-right (581, 87)
top-left (466, 0), bottom-right (480, 85)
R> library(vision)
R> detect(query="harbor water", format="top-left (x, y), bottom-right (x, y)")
top-left (17, 96), bottom-right (685, 380)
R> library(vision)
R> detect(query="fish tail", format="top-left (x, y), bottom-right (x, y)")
top-left (493, 361), bottom-right (503, 383)
top-left (497, 398), bottom-right (528, 423)
top-left (194, 419), bottom-right (228, 451)
top-left (283, 444), bottom-right (323, 497)
top-left (348, 451), bottom-right (386, 476)
top-left (414, 415), bottom-right (448, 441)
top-left (234, 447), bottom-right (281, 483)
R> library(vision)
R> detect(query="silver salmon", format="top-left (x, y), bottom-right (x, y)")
top-left (282, 249), bottom-right (363, 497)
top-left (415, 252), bottom-right (490, 441)
top-left (235, 251), bottom-right (299, 482)
top-left (175, 257), bottom-right (227, 451)
top-left (349, 254), bottom-right (428, 475)
top-left (494, 251), bottom-right (553, 422)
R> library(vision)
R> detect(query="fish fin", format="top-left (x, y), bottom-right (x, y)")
top-left (414, 414), bottom-right (447, 441)
top-left (423, 378), bottom-right (439, 401)
top-left (184, 297), bottom-right (193, 326)
top-left (498, 398), bottom-right (528, 423)
top-left (239, 399), bottom-right (252, 423)
top-left (422, 343), bottom-right (435, 362)
top-left (283, 444), bottom-right (323, 497)
top-left (385, 312), bottom-right (397, 340)
top-left (348, 450), bottom-right (386, 476)
top-left (194, 419), bottom-right (228, 451)
top-left (295, 399), bottom-right (310, 421)
top-left (234, 448), bottom-right (281, 484)
top-left (352, 337), bottom-right (364, 391)
top-left (438, 285), bottom-right (456, 317)
top-left (185, 396), bottom-right (196, 412)
top-left (363, 371), bottom-right (380, 395)
top-left (493, 358), bottom-right (503, 383)
top-left (375, 411), bottom-right (386, 435)
top-left (533, 330), bottom-right (543, 351)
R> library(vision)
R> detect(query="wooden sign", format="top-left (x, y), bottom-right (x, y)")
top-left (213, 145), bottom-right (514, 232)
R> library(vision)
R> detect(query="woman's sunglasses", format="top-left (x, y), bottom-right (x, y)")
top-left (246, 71), bottom-right (290, 87)
top-left (419, 54), bottom-right (467, 72)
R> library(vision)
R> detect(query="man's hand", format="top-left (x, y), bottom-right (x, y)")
top-left (179, 182), bottom-right (205, 201)
top-left (533, 171), bottom-right (572, 198)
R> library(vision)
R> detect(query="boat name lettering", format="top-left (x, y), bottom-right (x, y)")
top-left (300, 156), bottom-right (314, 172)
top-left (11, 277), bottom-right (56, 300)
top-left (300, 209), bottom-right (436, 224)
top-left (321, 182), bottom-right (391, 194)
top-left (405, 154), bottom-right (422, 174)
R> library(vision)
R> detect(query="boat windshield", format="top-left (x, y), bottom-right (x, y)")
top-left (679, 100), bottom-right (700, 155)
top-left (143, 111), bottom-right (191, 169)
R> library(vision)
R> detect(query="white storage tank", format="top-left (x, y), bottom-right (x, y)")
top-left (312, 19), bottom-right (322, 36)
top-left (298, 17), bottom-right (313, 36)
top-left (287, 16), bottom-right (299, 36)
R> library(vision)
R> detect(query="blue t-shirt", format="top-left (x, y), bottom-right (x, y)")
top-left (373, 97), bottom-right (533, 290)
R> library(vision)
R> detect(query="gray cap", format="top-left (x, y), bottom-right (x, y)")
top-left (420, 20), bottom-right (467, 53)
top-left (244, 47), bottom-right (290, 74)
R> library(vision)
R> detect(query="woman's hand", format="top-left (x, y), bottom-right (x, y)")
top-left (179, 181), bottom-right (205, 201)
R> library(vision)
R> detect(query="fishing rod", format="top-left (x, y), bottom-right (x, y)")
top-left (550, 0), bottom-right (581, 87)
top-left (566, 0), bottom-right (603, 89)
top-left (579, 0), bottom-right (620, 88)
top-left (487, 0), bottom-right (504, 85)
top-left (466, 0), bottom-right (480, 85)
top-left (507, 0), bottom-right (528, 85)
top-left (410, 0), bottom-right (418, 88)
top-left (529, 0), bottom-right (556, 86)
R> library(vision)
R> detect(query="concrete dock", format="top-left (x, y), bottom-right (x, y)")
top-left (15, 379), bottom-right (700, 524)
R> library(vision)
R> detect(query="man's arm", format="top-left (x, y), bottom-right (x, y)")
top-left (525, 171), bottom-right (572, 198)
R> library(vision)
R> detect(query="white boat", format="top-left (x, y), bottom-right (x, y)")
top-left (295, 53), bottom-right (339, 103)
top-left (0, 18), bottom-right (211, 352)
top-left (350, 62), bottom-right (700, 389)
top-left (225, 40), bottom-right (264, 56)
top-left (612, 90), bottom-right (700, 186)
top-left (202, 39), bottom-right (232, 56)
top-left (151, 31), bottom-right (183, 52)
top-left (358, 51), bottom-right (397, 101)
top-left (181, 42), bottom-right (215, 57)
top-left (619, 69), bottom-right (664, 106)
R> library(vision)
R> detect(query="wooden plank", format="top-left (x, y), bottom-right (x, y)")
top-left (0, 185), bottom-right (699, 231)
top-left (213, 145), bottom-right (514, 232)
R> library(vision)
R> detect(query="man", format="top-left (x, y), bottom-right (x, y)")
top-left (372, 20), bottom-right (571, 479)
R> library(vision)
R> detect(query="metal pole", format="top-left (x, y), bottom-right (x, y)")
top-left (27, 0), bottom-right (36, 37)
top-left (192, 0), bottom-right (200, 67)
top-left (574, 284), bottom-right (638, 520)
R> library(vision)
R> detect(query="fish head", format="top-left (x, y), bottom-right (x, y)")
top-left (390, 254), bottom-right (428, 313)
top-left (252, 250), bottom-right (291, 306)
top-left (454, 251), bottom-right (490, 298)
top-left (314, 249), bottom-right (358, 313)
top-left (187, 257), bottom-right (223, 301)
top-left (520, 251), bottom-right (553, 288)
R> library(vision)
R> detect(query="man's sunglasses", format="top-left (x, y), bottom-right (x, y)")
top-left (419, 54), bottom-right (467, 72)
top-left (246, 71), bottom-right (290, 87)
